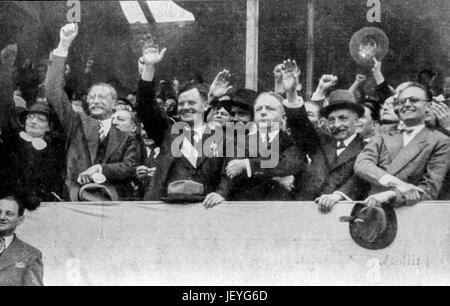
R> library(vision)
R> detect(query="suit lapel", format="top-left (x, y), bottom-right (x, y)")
top-left (0, 236), bottom-right (26, 271)
top-left (330, 136), bottom-right (363, 171)
top-left (81, 115), bottom-right (100, 164)
top-left (103, 127), bottom-right (126, 162)
top-left (323, 142), bottom-right (336, 169)
top-left (388, 128), bottom-right (430, 176)
top-left (382, 130), bottom-right (404, 161)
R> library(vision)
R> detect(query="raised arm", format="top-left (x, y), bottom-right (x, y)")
top-left (0, 44), bottom-right (18, 135)
top-left (45, 23), bottom-right (79, 136)
top-left (136, 45), bottom-right (170, 146)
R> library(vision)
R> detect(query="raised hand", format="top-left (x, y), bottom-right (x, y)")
top-left (372, 57), bottom-right (384, 84)
top-left (209, 70), bottom-right (233, 100)
top-left (142, 46), bottom-right (167, 66)
top-left (281, 59), bottom-right (299, 93)
top-left (432, 101), bottom-right (450, 130)
top-left (0, 43), bottom-right (18, 66)
top-left (59, 23), bottom-right (78, 51)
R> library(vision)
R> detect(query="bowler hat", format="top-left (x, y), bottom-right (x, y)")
top-left (320, 90), bottom-right (364, 118)
top-left (340, 203), bottom-right (397, 250)
top-left (350, 27), bottom-right (389, 66)
top-left (161, 180), bottom-right (205, 203)
top-left (19, 102), bottom-right (55, 125)
top-left (77, 183), bottom-right (119, 202)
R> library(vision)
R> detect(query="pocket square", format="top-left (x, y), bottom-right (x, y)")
top-left (15, 262), bottom-right (27, 269)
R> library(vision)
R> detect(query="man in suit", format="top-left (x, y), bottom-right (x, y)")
top-left (45, 23), bottom-right (138, 201)
top-left (136, 43), bottom-right (230, 208)
top-left (225, 60), bottom-right (314, 201)
top-left (355, 83), bottom-right (450, 207)
top-left (0, 193), bottom-right (43, 286)
top-left (297, 90), bottom-right (370, 212)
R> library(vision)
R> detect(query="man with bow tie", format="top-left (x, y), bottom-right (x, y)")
top-left (45, 23), bottom-right (138, 201)
top-left (355, 83), bottom-right (450, 207)
top-left (135, 43), bottom-right (230, 208)
top-left (296, 90), bottom-right (370, 212)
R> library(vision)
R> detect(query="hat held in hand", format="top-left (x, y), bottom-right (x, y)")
top-left (340, 203), bottom-right (397, 250)
top-left (161, 180), bottom-right (205, 203)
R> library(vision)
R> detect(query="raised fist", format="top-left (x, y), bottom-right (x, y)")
top-left (318, 74), bottom-right (338, 91)
top-left (59, 23), bottom-right (78, 48)
top-left (355, 74), bottom-right (367, 83)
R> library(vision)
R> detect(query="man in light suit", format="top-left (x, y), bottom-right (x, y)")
top-left (0, 194), bottom-right (43, 286)
top-left (355, 83), bottom-right (450, 207)
top-left (45, 23), bottom-right (138, 201)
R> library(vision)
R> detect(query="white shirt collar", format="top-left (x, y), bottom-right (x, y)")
top-left (1, 235), bottom-right (14, 250)
top-left (340, 133), bottom-right (358, 148)
top-left (99, 118), bottom-right (113, 136)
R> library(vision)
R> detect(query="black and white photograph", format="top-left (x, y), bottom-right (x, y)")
top-left (1, 0), bottom-right (450, 288)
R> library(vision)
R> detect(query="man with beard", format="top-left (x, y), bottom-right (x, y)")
top-left (355, 83), bottom-right (450, 207)
top-left (296, 90), bottom-right (370, 212)
top-left (136, 44), bottom-right (230, 208)
top-left (45, 23), bottom-right (138, 201)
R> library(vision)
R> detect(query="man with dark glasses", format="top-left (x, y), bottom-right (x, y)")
top-left (355, 83), bottom-right (450, 207)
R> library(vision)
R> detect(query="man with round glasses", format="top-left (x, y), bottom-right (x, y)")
top-left (355, 82), bottom-right (450, 207)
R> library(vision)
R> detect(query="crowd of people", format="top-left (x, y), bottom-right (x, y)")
top-left (2, 21), bottom-right (450, 285)
top-left (1, 23), bottom-right (450, 209)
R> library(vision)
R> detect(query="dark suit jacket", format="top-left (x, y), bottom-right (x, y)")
top-left (136, 79), bottom-right (231, 201)
top-left (296, 133), bottom-right (370, 201)
top-left (0, 236), bottom-right (43, 286)
top-left (45, 53), bottom-right (138, 201)
top-left (229, 129), bottom-right (307, 201)
top-left (354, 125), bottom-right (450, 202)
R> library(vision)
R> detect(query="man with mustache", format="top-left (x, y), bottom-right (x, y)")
top-left (355, 83), bottom-right (450, 207)
top-left (45, 23), bottom-right (138, 201)
top-left (297, 90), bottom-right (370, 212)
top-left (136, 44), bottom-right (230, 208)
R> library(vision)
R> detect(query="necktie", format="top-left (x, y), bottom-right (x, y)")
top-left (99, 121), bottom-right (107, 143)
top-left (0, 237), bottom-right (5, 255)
top-left (336, 141), bottom-right (345, 157)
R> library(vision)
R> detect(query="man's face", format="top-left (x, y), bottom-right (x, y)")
top-left (177, 88), bottom-right (206, 125)
top-left (25, 113), bottom-right (50, 138)
top-left (254, 95), bottom-right (285, 129)
top-left (305, 102), bottom-right (320, 128)
top-left (0, 198), bottom-right (24, 237)
top-left (356, 106), bottom-right (377, 139)
top-left (37, 66), bottom-right (47, 81)
top-left (380, 97), bottom-right (399, 123)
top-left (87, 86), bottom-right (115, 120)
top-left (396, 87), bottom-right (430, 126)
top-left (230, 105), bottom-right (252, 124)
top-left (112, 110), bottom-right (136, 134)
top-left (327, 109), bottom-right (359, 141)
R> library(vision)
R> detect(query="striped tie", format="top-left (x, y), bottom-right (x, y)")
top-left (0, 237), bottom-right (5, 255)
top-left (99, 121), bottom-right (107, 143)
